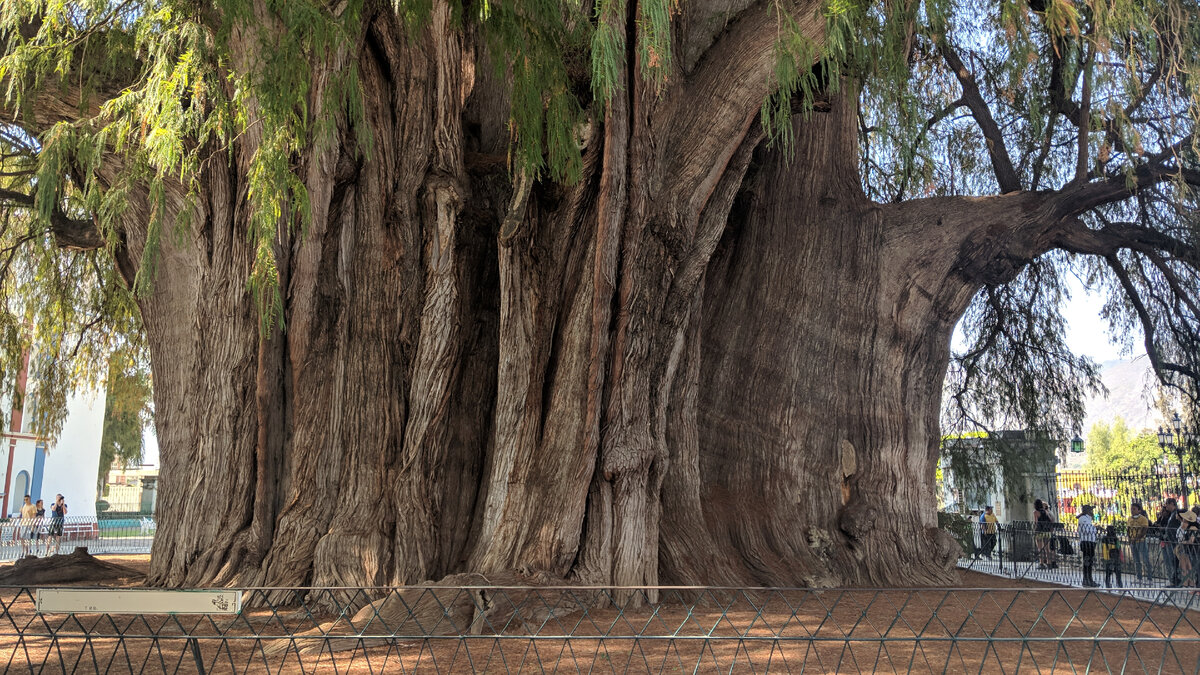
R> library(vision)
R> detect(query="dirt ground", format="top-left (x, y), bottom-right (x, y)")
top-left (1, 557), bottom-right (1198, 673)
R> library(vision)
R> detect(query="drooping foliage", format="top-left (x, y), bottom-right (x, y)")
top-left (939, 431), bottom-right (1057, 513)
top-left (0, 123), bottom-right (142, 439)
top-left (0, 0), bottom-right (1198, 464)
top-left (97, 352), bottom-right (152, 488)
top-left (843, 0), bottom-right (1200, 437)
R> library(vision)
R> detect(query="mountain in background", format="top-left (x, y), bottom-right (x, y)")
top-left (1083, 356), bottom-right (1161, 433)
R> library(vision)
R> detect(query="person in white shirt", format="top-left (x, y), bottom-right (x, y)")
top-left (1078, 505), bottom-right (1099, 587)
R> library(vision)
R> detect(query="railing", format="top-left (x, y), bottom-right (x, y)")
top-left (1027, 469), bottom-right (1196, 525)
top-left (950, 518), bottom-right (1200, 591)
top-left (0, 515), bottom-right (154, 562)
top-left (2, 584), bottom-right (1199, 673)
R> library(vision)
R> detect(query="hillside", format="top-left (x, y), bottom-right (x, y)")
top-left (1083, 356), bottom-right (1161, 433)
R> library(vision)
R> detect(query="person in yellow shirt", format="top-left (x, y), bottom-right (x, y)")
top-left (980, 506), bottom-right (999, 559)
top-left (1101, 525), bottom-right (1123, 588)
top-left (1127, 502), bottom-right (1150, 583)
top-left (18, 495), bottom-right (37, 556)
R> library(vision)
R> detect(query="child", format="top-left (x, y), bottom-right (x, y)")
top-left (1101, 525), bottom-right (1123, 588)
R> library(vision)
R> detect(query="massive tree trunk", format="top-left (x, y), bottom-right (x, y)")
top-left (118, 1), bottom-right (1049, 594)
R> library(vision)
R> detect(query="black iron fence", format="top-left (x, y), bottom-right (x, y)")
top-left (950, 518), bottom-right (1200, 591)
top-left (2, 584), bottom-right (1199, 673)
top-left (1030, 469), bottom-right (1198, 526)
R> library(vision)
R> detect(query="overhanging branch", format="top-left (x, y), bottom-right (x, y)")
top-left (1104, 254), bottom-right (1200, 383)
top-left (0, 187), bottom-right (105, 250)
top-left (1054, 154), bottom-right (1199, 216)
top-left (1055, 218), bottom-right (1200, 266)
top-left (937, 41), bottom-right (1022, 193)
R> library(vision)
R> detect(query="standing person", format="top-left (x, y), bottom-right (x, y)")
top-left (48, 494), bottom-right (67, 555)
top-left (1079, 505), bottom-right (1099, 587)
top-left (1156, 499), bottom-right (1183, 586)
top-left (1180, 510), bottom-right (1200, 588)
top-left (1101, 525), bottom-right (1123, 588)
top-left (33, 499), bottom-right (45, 555)
top-left (1034, 499), bottom-right (1057, 569)
top-left (1127, 503), bottom-right (1151, 583)
top-left (980, 506), bottom-right (999, 559)
top-left (18, 495), bottom-right (36, 556)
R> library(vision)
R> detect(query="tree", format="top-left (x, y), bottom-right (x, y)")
top-left (0, 0), bottom-right (1197, 597)
top-left (97, 355), bottom-right (153, 491)
top-left (1085, 418), bottom-right (1160, 474)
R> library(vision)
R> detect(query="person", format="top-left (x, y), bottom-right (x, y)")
top-left (1034, 499), bottom-right (1057, 569)
top-left (1180, 510), bottom-right (1200, 588)
top-left (48, 494), bottom-right (67, 555)
top-left (1078, 505), bottom-right (1099, 587)
top-left (1155, 499), bottom-right (1183, 586)
top-left (33, 499), bottom-right (46, 555)
top-left (1101, 525), bottom-right (1123, 588)
top-left (1127, 503), bottom-right (1150, 583)
top-left (18, 495), bottom-right (37, 556)
top-left (980, 506), bottom-right (999, 559)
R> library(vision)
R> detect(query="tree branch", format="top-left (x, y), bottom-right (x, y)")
top-left (0, 187), bottom-right (105, 250)
top-left (1104, 253), bottom-right (1200, 382)
top-left (1055, 218), bottom-right (1199, 266)
top-left (894, 97), bottom-right (964, 201)
top-left (1142, 249), bottom-right (1200, 323)
top-left (937, 41), bottom-right (1021, 193)
top-left (669, 0), bottom-right (824, 220)
top-left (1073, 44), bottom-right (1093, 185)
top-left (1054, 151), bottom-right (1199, 217)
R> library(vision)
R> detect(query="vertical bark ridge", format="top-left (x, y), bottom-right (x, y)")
top-left (122, 3), bottom-right (1033, 598)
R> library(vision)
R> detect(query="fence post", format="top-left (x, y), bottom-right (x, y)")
top-left (999, 526), bottom-right (1006, 574)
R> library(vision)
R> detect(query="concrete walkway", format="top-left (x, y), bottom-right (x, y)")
top-left (958, 557), bottom-right (1200, 609)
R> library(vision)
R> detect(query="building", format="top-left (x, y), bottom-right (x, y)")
top-left (101, 465), bottom-right (158, 514)
top-left (1, 353), bottom-right (105, 519)
top-left (939, 430), bottom-right (1061, 523)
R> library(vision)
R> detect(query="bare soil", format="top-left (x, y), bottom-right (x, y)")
top-left (1, 561), bottom-right (1197, 673)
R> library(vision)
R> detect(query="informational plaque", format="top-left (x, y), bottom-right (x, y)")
top-left (36, 589), bottom-right (241, 614)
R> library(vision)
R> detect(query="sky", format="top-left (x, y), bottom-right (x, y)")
top-left (1060, 274), bottom-right (1145, 364)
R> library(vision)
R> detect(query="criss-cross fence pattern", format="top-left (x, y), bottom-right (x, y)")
top-left (950, 519), bottom-right (1200, 593)
top-left (0, 516), bottom-right (155, 562)
top-left (2, 585), bottom-right (1200, 673)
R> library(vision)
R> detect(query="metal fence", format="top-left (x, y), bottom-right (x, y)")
top-left (950, 518), bottom-right (1200, 592)
top-left (0, 515), bottom-right (155, 562)
top-left (1030, 469), bottom-right (1197, 526)
top-left (2, 584), bottom-right (1199, 673)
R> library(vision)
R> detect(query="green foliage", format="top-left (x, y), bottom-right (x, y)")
top-left (1084, 417), bottom-right (1160, 473)
top-left (0, 0), bottom-right (1197, 452)
top-left (0, 129), bottom-right (145, 440)
top-left (937, 510), bottom-right (974, 556)
top-left (940, 431), bottom-right (1056, 512)
top-left (482, 0), bottom-right (588, 183)
top-left (97, 354), bottom-right (152, 489)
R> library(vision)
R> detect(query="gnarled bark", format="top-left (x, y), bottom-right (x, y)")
top-left (18, 1), bottom-right (1065, 599)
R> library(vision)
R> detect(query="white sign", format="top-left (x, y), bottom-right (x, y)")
top-left (36, 589), bottom-right (241, 614)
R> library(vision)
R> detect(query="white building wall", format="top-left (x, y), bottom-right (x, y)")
top-left (3, 436), bottom-right (37, 515)
top-left (37, 391), bottom-right (106, 520)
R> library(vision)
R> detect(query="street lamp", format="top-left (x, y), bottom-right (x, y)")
top-left (1158, 413), bottom-right (1199, 509)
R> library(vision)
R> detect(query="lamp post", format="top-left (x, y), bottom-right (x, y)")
top-left (1158, 413), bottom-right (1199, 509)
